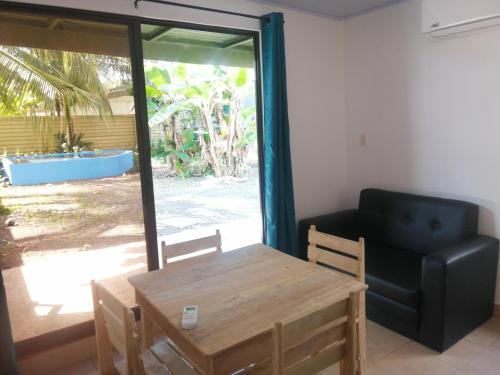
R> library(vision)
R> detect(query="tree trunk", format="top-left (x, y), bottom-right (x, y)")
top-left (226, 101), bottom-right (238, 176)
top-left (216, 105), bottom-right (227, 137)
top-left (202, 109), bottom-right (223, 177)
top-left (64, 103), bottom-right (75, 151)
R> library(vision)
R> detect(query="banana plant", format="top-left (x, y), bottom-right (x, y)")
top-left (144, 63), bottom-right (256, 177)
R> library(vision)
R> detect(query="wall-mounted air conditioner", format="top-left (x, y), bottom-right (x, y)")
top-left (422, 0), bottom-right (500, 38)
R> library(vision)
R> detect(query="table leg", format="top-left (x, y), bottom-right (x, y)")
top-left (357, 291), bottom-right (367, 375)
top-left (141, 308), bottom-right (154, 348)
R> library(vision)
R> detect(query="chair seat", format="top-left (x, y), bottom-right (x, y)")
top-left (150, 339), bottom-right (198, 375)
top-left (365, 242), bottom-right (422, 308)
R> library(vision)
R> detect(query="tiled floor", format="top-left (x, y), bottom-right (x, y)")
top-left (54, 317), bottom-right (500, 375)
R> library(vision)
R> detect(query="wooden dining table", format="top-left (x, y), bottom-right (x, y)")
top-left (128, 243), bottom-right (366, 375)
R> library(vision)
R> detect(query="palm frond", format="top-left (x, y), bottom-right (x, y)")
top-left (0, 48), bottom-right (58, 114)
top-left (0, 47), bottom-right (116, 120)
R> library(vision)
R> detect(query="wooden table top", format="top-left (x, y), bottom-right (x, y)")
top-left (128, 243), bottom-right (365, 357)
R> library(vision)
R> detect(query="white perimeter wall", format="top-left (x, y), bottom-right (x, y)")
top-left (8, 0), bottom-right (350, 221)
top-left (345, 0), bottom-right (500, 303)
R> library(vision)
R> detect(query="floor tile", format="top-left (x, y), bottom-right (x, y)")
top-left (464, 318), bottom-right (500, 348)
top-left (489, 337), bottom-right (500, 356)
top-left (54, 359), bottom-right (98, 375)
top-left (376, 341), bottom-right (459, 375)
top-left (318, 364), bottom-right (340, 375)
top-left (438, 336), bottom-right (485, 370)
top-left (366, 320), bottom-right (410, 362)
top-left (462, 348), bottom-right (500, 375)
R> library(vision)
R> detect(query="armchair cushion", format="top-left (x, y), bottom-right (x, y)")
top-left (359, 189), bottom-right (479, 255)
top-left (365, 242), bottom-right (422, 308)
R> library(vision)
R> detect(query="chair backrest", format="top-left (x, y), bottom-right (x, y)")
top-left (91, 280), bottom-right (141, 375)
top-left (273, 291), bottom-right (360, 375)
top-left (308, 225), bottom-right (365, 282)
top-left (161, 230), bottom-right (222, 267)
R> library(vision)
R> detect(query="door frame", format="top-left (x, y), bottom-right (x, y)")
top-left (0, 0), bottom-right (265, 271)
top-left (0, 0), bottom-right (265, 359)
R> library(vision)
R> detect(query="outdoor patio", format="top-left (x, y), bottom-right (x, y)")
top-left (0, 169), bottom-right (261, 342)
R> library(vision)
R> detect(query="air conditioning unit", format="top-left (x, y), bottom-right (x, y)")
top-left (422, 0), bottom-right (500, 38)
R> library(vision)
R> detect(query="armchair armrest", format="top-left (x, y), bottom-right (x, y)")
top-left (297, 209), bottom-right (359, 260)
top-left (420, 235), bottom-right (499, 351)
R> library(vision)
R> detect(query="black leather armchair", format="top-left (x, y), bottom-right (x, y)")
top-left (298, 189), bottom-right (499, 352)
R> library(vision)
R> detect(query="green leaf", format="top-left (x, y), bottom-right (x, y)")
top-left (177, 152), bottom-right (191, 162)
top-left (158, 82), bottom-right (189, 93)
top-left (173, 64), bottom-right (186, 81)
top-left (0, 47), bottom-right (117, 129)
top-left (146, 85), bottom-right (163, 98)
top-left (148, 101), bottom-right (185, 127)
top-left (146, 67), bottom-right (171, 87)
top-left (235, 68), bottom-right (247, 87)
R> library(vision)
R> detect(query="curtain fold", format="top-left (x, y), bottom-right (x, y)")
top-left (261, 13), bottom-right (298, 257)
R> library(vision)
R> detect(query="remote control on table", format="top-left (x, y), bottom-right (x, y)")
top-left (181, 306), bottom-right (198, 330)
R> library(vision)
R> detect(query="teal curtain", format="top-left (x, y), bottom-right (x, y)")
top-left (261, 13), bottom-right (298, 257)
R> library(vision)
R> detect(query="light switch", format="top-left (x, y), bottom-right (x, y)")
top-left (360, 134), bottom-right (367, 147)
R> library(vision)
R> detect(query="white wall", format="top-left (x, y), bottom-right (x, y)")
top-left (345, 0), bottom-right (500, 303)
top-left (8, 0), bottom-right (349, 221)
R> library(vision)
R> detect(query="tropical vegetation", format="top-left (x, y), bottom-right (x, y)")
top-left (146, 62), bottom-right (256, 178)
top-left (0, 46), bottom-right (257, 178)
top-left (0, 46), bottom-right (130, 150)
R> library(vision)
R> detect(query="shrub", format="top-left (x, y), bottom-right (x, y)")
top-left (54, 132), bottom-right (93, 153)
top-left (0, 200), bottom-right (11, 216)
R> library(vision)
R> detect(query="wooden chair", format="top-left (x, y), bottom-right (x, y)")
top-left (161, 230), bottom-right (222, 267)
top-left (307, 225), bottom-right (366, 375)
top-left (273, 291), bottom-right (361, 375)
top-left (91, 280), bottom-right (167, 375)
top-left (92, 280), bottom-right (197, 375)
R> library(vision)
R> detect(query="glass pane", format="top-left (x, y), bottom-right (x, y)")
top-left (141, 24), bottom-right (262, 264)
top-left (0, 10), bottom-right (147, 343)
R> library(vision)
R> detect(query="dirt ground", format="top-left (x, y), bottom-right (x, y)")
top-left (0, 168), bottom-right (261, 269)
top-left (0, 172), bottom-right (145, 269)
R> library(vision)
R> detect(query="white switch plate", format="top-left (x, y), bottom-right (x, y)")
top-left (360, 134), bottom-right (367, 147)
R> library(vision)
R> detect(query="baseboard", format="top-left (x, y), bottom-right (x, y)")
top-left (15, 306), bottom-right (140, 359)
top-left (495, 303), bottom-right (500, 318)
top-left (15, 319), bottom-right (95, 359)
top-left (17, 335), bottom-right (97, 375)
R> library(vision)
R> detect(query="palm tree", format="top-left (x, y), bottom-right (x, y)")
top-left (0, 47), bottom-right (129, 150)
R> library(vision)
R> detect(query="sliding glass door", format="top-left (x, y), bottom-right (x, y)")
top-left (0, 8), bottom-right (147, 348)
top-left (0, 4), bottom-right (263, 365)
top-left (139, 23), bottom-right (263, 265)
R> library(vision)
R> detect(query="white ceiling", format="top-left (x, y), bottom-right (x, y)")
top-left (248, 0), bottom-right (404, 19)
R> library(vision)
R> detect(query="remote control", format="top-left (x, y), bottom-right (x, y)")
top-left (181, 306), bottom-right (198, 330)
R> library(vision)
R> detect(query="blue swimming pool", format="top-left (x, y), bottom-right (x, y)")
top-left (2, 150), bottom-right (134, 186)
